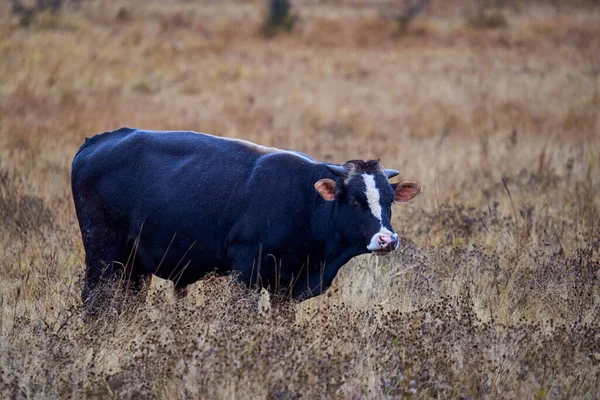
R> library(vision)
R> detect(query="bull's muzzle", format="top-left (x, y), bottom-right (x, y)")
top-left (367, 230), bottom-right (399, 254)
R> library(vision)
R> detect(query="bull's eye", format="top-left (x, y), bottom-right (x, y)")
top-left (348, 197), bottom-right (361, 208)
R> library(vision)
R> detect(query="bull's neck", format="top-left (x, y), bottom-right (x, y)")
top-left (307, 164), bottom-right (363, 257)
top-left (309, 195), bottom-right (335, 243)
top-left (309, 193), bottom-right (360, 258)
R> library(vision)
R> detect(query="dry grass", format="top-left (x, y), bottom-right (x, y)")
top-left (1, 0), bottom-right (599, 398)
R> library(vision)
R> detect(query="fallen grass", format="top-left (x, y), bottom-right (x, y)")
top-left (0, 0), bottom-right (599, 398)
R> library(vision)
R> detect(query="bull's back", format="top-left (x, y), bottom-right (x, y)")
top-left (72, 129), bottom-right (262, 254)
top-left (73, 128), bottom-right (258, 212)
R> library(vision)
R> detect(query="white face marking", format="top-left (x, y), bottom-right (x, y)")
top-left (362, 173), bottom-right (399, 252)
top-left (362, 174), bottom-right (382, 222)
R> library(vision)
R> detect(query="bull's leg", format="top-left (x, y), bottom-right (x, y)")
top-left (75, 188), bottom-right (121, 317)
top-left (81, 237), bottom-right (126, 318)
top-left (83, 246), bottom-right (151, 318)
top-left (80, 223), bottom-right (150, 318)
top-left (123, 258), bottom-right (151, 302)
top-left (299, 250), bottom-right (355, 299)
top-left (228, 245), bottom-right (262, 289)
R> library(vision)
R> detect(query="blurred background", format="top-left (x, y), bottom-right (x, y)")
top-left (1, 0), bottom-right (599, 205)
top-left (0, 0), bottom-right (599, 398)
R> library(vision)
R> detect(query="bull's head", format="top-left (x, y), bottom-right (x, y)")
top-left (314, 160), bottom-right (420, 254)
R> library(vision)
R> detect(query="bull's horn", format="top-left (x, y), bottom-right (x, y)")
top-left (385, 169), bottom-right (400, 179)
top-left (326, 164), bottom-right (347, 177)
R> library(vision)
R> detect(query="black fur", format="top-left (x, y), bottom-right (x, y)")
top-left (71, 128), bottom-right (399, 306)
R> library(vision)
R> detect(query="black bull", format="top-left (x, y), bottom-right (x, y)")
top-left (71, 128), bottom-right (420, 309)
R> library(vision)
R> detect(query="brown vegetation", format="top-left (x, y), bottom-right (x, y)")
top-left (1, 0), bottom-right (599, 398)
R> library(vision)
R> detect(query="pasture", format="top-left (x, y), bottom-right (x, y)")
top-left (0, 0), bottom-right (599, 398)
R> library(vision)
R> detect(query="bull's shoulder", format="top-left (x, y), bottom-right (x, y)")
top-left (242, 152), bottom-right (328, 203)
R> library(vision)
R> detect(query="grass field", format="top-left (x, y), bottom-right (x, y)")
top-left (1, 0), bottom-right (599, 398)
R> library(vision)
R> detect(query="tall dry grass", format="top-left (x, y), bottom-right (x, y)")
top-left (1, 0), bottom-right (599, 398)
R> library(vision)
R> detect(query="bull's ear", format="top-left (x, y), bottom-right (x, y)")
top-left (392, 181), bottom-right (421, 202)
top-left (315, 179), bottom-right (337, 201)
